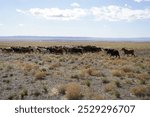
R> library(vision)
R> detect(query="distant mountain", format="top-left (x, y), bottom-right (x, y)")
top-left (0, 36), bottom-right (150, 42)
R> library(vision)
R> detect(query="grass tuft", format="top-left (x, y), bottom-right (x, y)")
top-left (34, 70), bottom-right (47, 80)
top-left (104, 83), bottom-right (116, 92)
top-left (65, 82), bottom-right (82, 100)
top-left (130, 85), bottom-right (147, 97)
top-left (112, 70), bottom-right (124, 77)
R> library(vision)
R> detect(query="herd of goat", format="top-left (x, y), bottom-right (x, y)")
top-left (0, 45), bottom-right (135, 58)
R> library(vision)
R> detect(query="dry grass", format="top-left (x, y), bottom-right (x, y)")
top-left (81, 80), bottom-right (91, 87)
top-left (104, 83), bottom-right (116, 92)
top-left (79, 68), bottom-right (104, 77)
top-left (137, 72), bottom-right (149, 81)
top-left (6, 64), bottom-right (14, 71)
top-left (7, 93), bottom-right (18, 100)
top-left (111, 90), bottom-right (121, 98)
top-left (114, 81), bottom-right (122, 88)
top-left (91, 94), bottom-right (105, 100)
top-left (49, 63), bottom-right (61, 70)
top-left (0, 41), bottom-right (150, 100)
top-left (71, 70), bottom-right (85, 80)
top-left (33, 90), bottom-right (41, 97)
top-left (83, 88), bottom-right (106, 100)
top-left (124, 79), bottom-right (134, 85)
top-left (85, 80), bottom-right (91, 87)
top-left (20, 89), bottom-right (28, 99)
top-left (1, 41), bottom-right (150, 49)
top-left (50, 87), bottom-right (59, 96)
top-left (24, 63), bottom-right (38, 72)
top-left (65, 82), bottom-right (82, 100)
top-left (3, 79), bottom-right (10, 84)
top-left (130, 85), bottom-right (147, 97)
top-left (121, 65), bottom-right (134, 73)
top-left (126, 73), bottom-right (137, 78)
top-left (87, 68), bottom-right (101, 76)
top-left (112, 70), bottom-right (125, 77)
top-left (34, 70), bottom-right (47, 80)
top-left (57, 85), bottom-right (66, 95)
top-left (102, 78), bottom-right (110, 84)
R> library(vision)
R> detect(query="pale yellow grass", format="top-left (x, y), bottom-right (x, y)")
top-left (65, 82), bottom-right (82, 100)
top-left (1, 41), bottom-right (150, 49)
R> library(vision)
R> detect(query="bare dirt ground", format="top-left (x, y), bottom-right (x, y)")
top-left (0, 41), bottom-right (150, 100)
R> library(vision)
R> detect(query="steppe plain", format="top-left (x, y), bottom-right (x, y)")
top-left (0, 41), bottom-right (150, 100)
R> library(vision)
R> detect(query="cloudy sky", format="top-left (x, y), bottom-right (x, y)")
top-left (0, 0), bottom-right (150, 38)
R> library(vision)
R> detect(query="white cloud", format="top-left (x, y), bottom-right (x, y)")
top-left (124, 4), bottom-right (128, 7)
top-left (134, 0), bottom-right (150, 2)
top-left (70, 3), bottom-right (80, 8)
top-left (134, 0), bottom-right (143, 2)
top-left (90, 5), bottom-right (150, 21)
top-left (17, 8), bottom-right (86, 20)
top-left (18, 24), bottom-right (24, 26)
top-left (16, 9), bottom-right (26, 14)
top-left (17, 5), bottom-right (150, 21)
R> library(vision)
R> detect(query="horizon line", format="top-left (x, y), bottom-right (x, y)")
top-left (0, 35), bottom-right (150, 39)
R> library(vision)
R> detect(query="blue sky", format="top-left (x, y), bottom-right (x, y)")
top-left (0, 0), bottom-right (150, 38)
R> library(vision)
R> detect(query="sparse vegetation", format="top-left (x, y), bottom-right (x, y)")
top-left (3, 79), bottom-right (10, 84)
top-left (34, 70), bottom-right (47, 80)
top-left (65, 82), bottom-right (82, 100)
top-left (20, 89), bottom-right (28, 99)
top-left (57, 85), bottom-right (66, 95)
top-left (7, 93), bottom-right (18, 100)
top-left (114, 81), bottom-right (121, 88)
top-left (33, 90), bottom-right (41, 97)
top-left (85, 80), bottom-right (91, 87)
top-left (104, 83), bottom-right (116, 92)
top-left (6, 65), bottom-right (14, 71)
top-left (49, 63), bottom-right (61, 70)
top-left (111, 90), bottom-right (121, 98)
top-left (91, 94), bottom-right (105, 100)
top-left (130, 85), bottom-right (147, 97)
top-left (137, 73), bottom-right (149, 84)
top-left (0, 42), bottom-right (150, 100)
top-left (112, 70), bottom-right (124, 77)
top-left (121, 66), bottom-right (134, 73)
top-left (102, 78), bottom-right (110, 84)
top-left (22, 62), bottom-right (38, 72)
top-left (86, 68), bottom-right (103, 77)
top-left (43, 86), bottom-right (48, 94)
